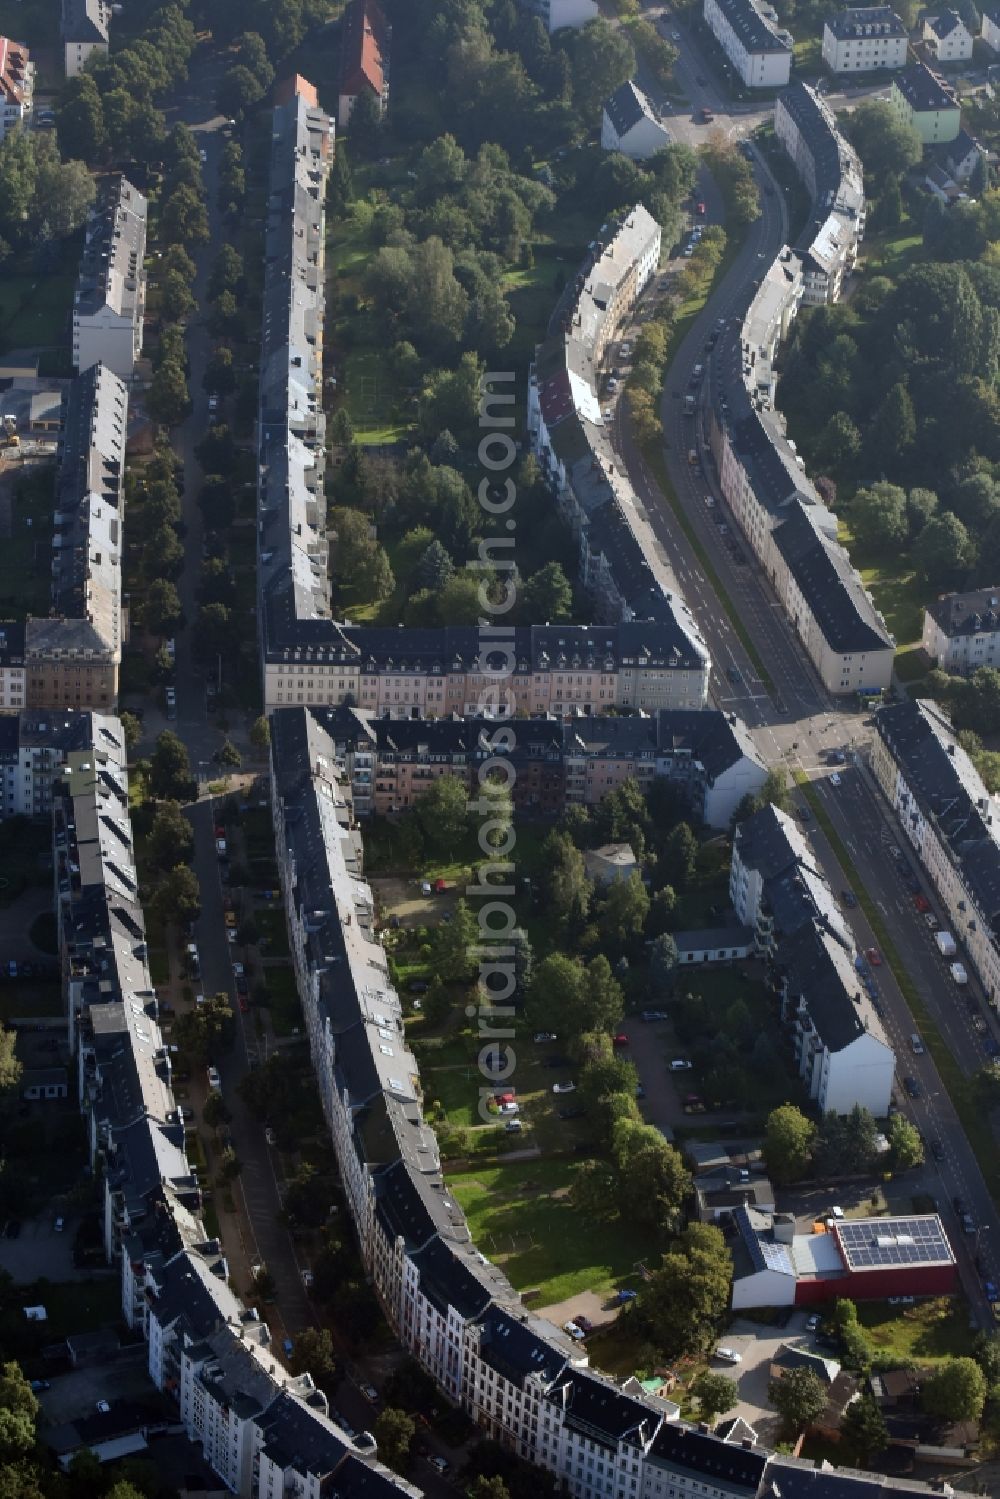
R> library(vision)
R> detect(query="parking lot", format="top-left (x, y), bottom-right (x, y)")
top-left (0, 1211), bottom-right (92, 1283)
top-left (715, 1309), bottom-right (815, 1443)
top-left (34, 1346), bottom-right (158, 1427)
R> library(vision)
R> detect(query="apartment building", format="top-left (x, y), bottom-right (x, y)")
top-left (0, 36), bottom-right (33, 137)
top-left (0, 621), bottom-right (26, 713)
top-left (731, 804), bottom-right (893, 1114)
top-left (25, 363), bottom-right (127, 711)
top-left (890, 62), bottom-right (961, 142)
top-left (775, 81), bottom-right (866, 306)
top-left (602, 81), bottom-right (672, 160)
top-left (520, 0), bottom-right (599, 29)
top-left (923, 9), bottom-right (974, 61)
top-left (871, 698), bottom-right (1000, 1004)
top-left (702, 0), bottom-right (792, 87)
top-left (984, 6), bottom-right (1000, 51)
top-left (922, 586), bottom-right (1000, 673)
top-left (60, 0), bottom-right (108, 77)
top-left (0, 709), bottom-right (99, 818)
top-left (821, 7), bottom-right (908, 72)
top-left (308, 703), bottom-right (766, 828)
top-left (338, 0), bottom-right (389, 127)
top-left (73, 176), bottom-right (148, 381)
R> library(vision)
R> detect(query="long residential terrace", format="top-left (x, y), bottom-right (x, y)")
top-left (706, 88), bottom-right (893, 699)
top-left (72, 173), bottom-right (147, 381)
top-left (527, 202), bottom-right (710, 707)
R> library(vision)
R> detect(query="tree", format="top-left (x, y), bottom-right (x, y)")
top-left (662, 822), bottom-right (697, 890)
top-left (598, 872), bottom-right (649, 951)
top-left (845, 100), bottom-right (921, 187)
top-left (347, 88), bottom-right (382, 159)
top-left (887, 1113), bottom-right (924, 1171)
top-left (520, 561), bottom-right (572, 623)
top-left (0, 1362), bottom-right (38, 1460)
top-left (840, 1393), bottom-right (888, 1464)
top-left (284, 1163), bottom-right (328, 1228)
top-left (769, 1368), bottom-right (828, 1436)
top-left (152, 864), bottom-right (201, 927)
top-left (193, 602), bottom-right (237, 667)
top-left (290, 1326), bottom-right (337, 1394)
top-left (907, 486), bottom-right (938, 538)
top-left (764, 1104), bottom-right (815, 1184)
top-left (148, 359), bottom-right (190, 427)
top-left (612, 1119), bottom-right (691, 1230)
top-left (641, 1223), bottom-right (732, 1356)
top-left (817, 411), bottom-right (861, 471)
top-left (649, 933), bottom-right (679, 995)
top-left (913, 511), bottom-right (974, 590)
top-left (436, 899), bottom-right (477, 983)
top-left (250, 716), bottom-right (270, 752)
top-left (144, 523), bottom-right (184, 580)
top-left (851, 483), bottom-right (908, 553)
top-left (469, 1478), bottom-right (511, 1499)
top-left (958, 667), bottom-right (1000, 736)
top-left (204, 345), bottom-right (236, 396)
top-left (373, 1407), bottom-right (414, 1470)
top-left (198, 475), bottom-right (236, 533)
top-left (921, 1358), bottom-right (986, 1423)
top-left (148, 800), bottom-right (194, 871)
top-left (120, 712), bottom-right (142, 752)
top-left (0, 1021), bottom-right (21, 1096)
top-left (160, 267), bottom-right (196, 322)
top-left (208, 244), bottom-right (244, 301)
top-left (150, 730), bottom-right (194, 800)
top-left (646, 884), bottom-right (677, 938)
top-left (545, 830), bottom-right (591, 930)
top-left (217, 63), bottom-right (265, 120)
top-left (202, 1091), bottom-right (231, 1131)
top-left (415, 539), bottom-right (454, 592)
top-left (216, 739), bottom-right (242, 770)
top-left (864, 384), bottom-right (915, 471)
top-left (582, 955), bottom-right (625, 1032)
top-left (160, 181), bottom-right (209, 247)
top-left (412, 774), bottom-right (468, 856)
top-left (527, 953), bottom-right (583, 1035)
top-left (57, 74), bottom-right (105, 163)
top-left (567, 18), bottom-right (635, 119)
top-left (143, 576), bottom-right (184, 636)
top-left (691, 1371), bottom-right (738, 1424)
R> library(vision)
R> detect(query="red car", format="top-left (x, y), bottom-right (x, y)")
top-left (866, 946), bottom-right (882, 967)
top-left (238, 994), bottom-right (249, 1013)
top-left (613, 1033), bottom-right (629, 1048)
top-left (913, 894), bottom-right (930, 912)
top-left (696, 200), bottom-right (706, 215)
top-left (434, 878), bottom-right (448, 893)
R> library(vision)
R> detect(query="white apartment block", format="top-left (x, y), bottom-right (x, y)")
top-left (602, 81), bottom-right (673, 160)
top-left (775, 82), bottom-right (865, 306)
top-left (923, 8), bottom-right (974, 60)
top-left (0, 622), bottom-right (26, 715)
top-left (703, 0), bottom-right (792, 87)
top-left (821, 6), bottom-right (908, 72)
top-left (0, 37), bottom-right (33, 137)
top-left (61, 0), bottom-right (109, 77)
top-left (922, 586), bottom-right (1000, 673)
top-left (73, 176), bottom-right (148, 380)
top-left (871, 699), bottom-right (1000, 1006)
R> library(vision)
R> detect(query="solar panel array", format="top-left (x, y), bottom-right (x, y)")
top-left (737, 1208), bottom-right (795, 1276)
top-left (836, 1216), bottom-right (953, 1270)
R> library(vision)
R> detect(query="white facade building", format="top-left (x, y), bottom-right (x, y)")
top-left (923, 9), bottom-right (974, 60)
top-left (821, 6), bottom-right (908, 72)
top-left (871, 699), bottom-right (1000, 1006)
top-left (922, 587), bottom-right (1000, 673)
top-left (60, 0), bottom-right (109, 77)
top-left (703, 0), bottom-right (792, 87)
top-left (0, 37), bottom-right (33, 137)
top-left (602, 81), bottom-right (672, 159)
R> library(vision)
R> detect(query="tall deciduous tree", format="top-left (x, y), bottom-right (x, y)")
top-left (764, 1104), bottom-right (815, 1183)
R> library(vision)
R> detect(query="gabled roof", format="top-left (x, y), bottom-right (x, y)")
top-left (0, 37), bottom-right (30, 105)
top-left (61, 0), bottom-right (108, 45)
top-left (604, 80), bottom-right (659, 139)
top-left (340, 0), bottom-right (388, 100)
top-left (925, 8), bottom-right (965, 37)
top-left (893, 62), bottom-right (959, 112)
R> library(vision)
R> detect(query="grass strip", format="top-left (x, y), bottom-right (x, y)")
top-left (794, 771), bottom-right (1000, 1207)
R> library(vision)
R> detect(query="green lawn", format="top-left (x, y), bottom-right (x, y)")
top-left (263, 963), bottom-right (302, 1037)
top-left (857, 1297), bottom-right (975, 1366)
top-left (0, 272), bottom-right (76, 352)
top-left (340, 347), bottom-right (409, 446)
top-left (0, 466), bottom-right (56, 617)
top-left (0, 982), bottom-right (62, 1022)
top-left (446, 1157), bottom-right (659, 1306)
top-left (838, 513), bottom-right (925, 656)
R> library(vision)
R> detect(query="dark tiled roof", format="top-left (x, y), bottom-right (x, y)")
top-left (604, 80), bottom-right (654, 137)
top-left (772, 506), bottom-right (891, 654)
top-left (710, 0), bottom-right (792, 54)
top-left (825, 6), bottom-right (906, 38)
top-left (926, 585), bottom-right (1000, 639)
top-left (893, 62), bottom-right (959, 112)
top-left (650, 1422), bottom-right (766, 1489)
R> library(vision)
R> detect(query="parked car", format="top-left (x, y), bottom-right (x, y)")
top-left (841, 890), bottom-right (857, 908)
top-left (505, 1119), bottom-right (522, 1133)
top-left (359, 1384), bottom-right (379, 1404)
top-left (563, 1321), bottom-right (586, 1341)
top-left (613, 1033), bottom-right (629, 1047)
top-left (714, 1346), bottom-right (742, 1364)
top-left (533, 1032), bottom-right (556, 1043)
top-left (902, 1075), bottom-right (919, 1098)
top-left (207, 1065), bottom-right (221, 1091)
top-left (805, 1314), bottom-right (820, 1333)
top-left (552, 1082), bottom-right (576, 1095)
top-left (640, 1010), bottom-right (668, 1022)
top-left (30, 1379), bottom-right (50, 1392)
top-left (866, 947), bottom-right (882, 966)
top-left (428, 1456), bottom-right (450, 1475)
top-left (670, 1058), bottom-right (693, 1071)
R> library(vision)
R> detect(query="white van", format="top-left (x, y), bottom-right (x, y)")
top-left (910, 1034), bottom-right (925, 1055)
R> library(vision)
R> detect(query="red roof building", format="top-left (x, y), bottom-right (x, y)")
top-left (338, 0), bottom-right (389, 129)
top-left (0, 37), bottom-right (33, 138)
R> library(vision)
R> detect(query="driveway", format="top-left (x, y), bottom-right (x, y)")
top-left (714, 1311), bottom-right (813, 1443)
top-left (538, 1288), bottom-right (619, 1338)
top-left (34, 1347), bottom-right (160, 1427)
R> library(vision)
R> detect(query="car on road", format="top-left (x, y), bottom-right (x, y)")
top-left (696, 200), bottom-right (706, 215)
top-left (866, 947), bottom-right (882, 967)
top-left (563, 1321), bottom-right (586, 1341)
top-left (533, 1032), bottom-right (556, 1043)
top-left (199, 148), bottom-right (207, 162)
top-left (805, 1314), bottom-right (820, 1333)
top-left (30, 1379), bottom-right (50, 1392)
top-left (505, 1119), bottom-right (522, 1133)
top-left (963, 1213), bottom-right (976, 1234)
top-left (640, 1010), bottom-right (668, 1022)
top-left (726, 666), bottom-right (741, 684)
top-left (96, 1400), bottom-right (111, 1414)
top-left (236, 975), bottom-right (248, 996)
top-left (359, 1384), bottom-right (380, 1404)
top-left (428, 1456), bottom-right (450, 1475)
top-left (829, 772), bottom-right (842, 787)
top-left (923, 912), bottom-right (940, 930)
top-left (54, 1216), bottom-right (64, 1232)
top-left (986, 1281), bottom-right (999, 1301)
top-left (913, 894), bottom-right (930, 912)
top-left (635, 1082), bottom-right (646, 1100)
top-left (613, 1032), bottom-right (629, 1047)
top-left (207, 1065), bottom-right (221, 1091)
top-left (264, 1127), bottom-right (276, 1145)
top-left (216, 837), bottom-right (227, 857)
top-left (902, 1075), bottom-right (920, 1098)
top-left (552, 1081), bottom-right (576, 1094)
top-left (841, 889), bottom-right (857, 908)
top-left (670, 1058), bottom-right (693, 1071)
